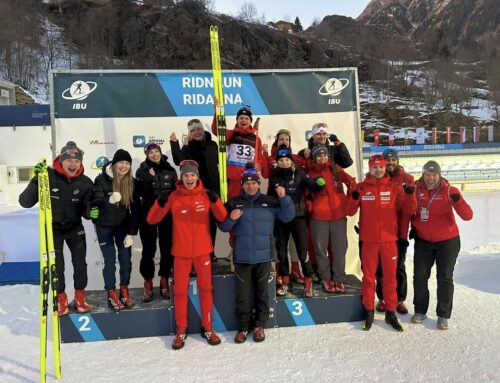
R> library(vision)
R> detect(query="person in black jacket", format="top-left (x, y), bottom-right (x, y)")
top-left (135, 143), bottom-right (177, 302)
top-left (268, 145), bottom-right (324, 298)
top-left (170, 119), bottom-right (220, 259)
top-left (91, 149), bottom-right (140, 312)
top-left (19, 141), bottom-right (93, 316)
top-left (297, 122), bottom-right (353, 169)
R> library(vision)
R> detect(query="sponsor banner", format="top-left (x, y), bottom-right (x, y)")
top-left (0, 105), bottom-right (50, 126)
top-left (53, 70), bottom-right (358, 119)
top-left (363, 142), bottom-right (500, 153)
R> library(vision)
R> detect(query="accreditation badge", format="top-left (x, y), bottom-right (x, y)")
top-left (420, 207), bottom-right (429, 222)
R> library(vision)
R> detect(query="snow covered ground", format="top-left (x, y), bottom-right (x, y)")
top-left (1, 194), bottom-right (500, 382)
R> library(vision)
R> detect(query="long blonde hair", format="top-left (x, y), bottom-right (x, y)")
top-left (112, 165), bottom-right (134, 208)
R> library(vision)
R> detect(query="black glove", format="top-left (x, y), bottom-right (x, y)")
top-left (354, 225), bottom-right (359, 234)
top-left (409, 228), bottom-right (416, 240)
top-left (329, 134), bottom-right (339, 143)
top-left (157, 190), bottom-right (170, 208)
top-left (450, 193), bottom-right (460, 202)
top-left (206, 190), bottom-right (219, 203)
top-left (403, 184), bottom-right (415, 194)
top-left (351, 190), bottom-right (360, 200)
top-left (398, 239), bottom-right (409, 249)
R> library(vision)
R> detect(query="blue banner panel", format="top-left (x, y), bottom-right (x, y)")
top-left (0, 105), bottom-right (50, 126)
top-left (156, 73), bottom-right (269, 117)
top-left (363, 142), bottom-right (500, 153)
top-left (0, 261), bottom-right (39, 285)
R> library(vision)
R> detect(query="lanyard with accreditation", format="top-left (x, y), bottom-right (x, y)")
top-left (417, 187), bottom-right (441, 222)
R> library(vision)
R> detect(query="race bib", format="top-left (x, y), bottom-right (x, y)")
top-left (227, 143), bottom-right (255, 166)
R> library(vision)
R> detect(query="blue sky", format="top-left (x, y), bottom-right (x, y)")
top-left (213, 0), bottom-right (372, 28)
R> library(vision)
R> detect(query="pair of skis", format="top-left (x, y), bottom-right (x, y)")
top-left (38, 162), bottom-right (62, 382)
top-left (210, 26), bottom-right (228, 203)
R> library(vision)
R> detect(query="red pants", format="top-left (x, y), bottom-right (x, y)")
top-left (173, 255), bottom-right (213, 332)
top-left (228, 179), bottom-right (242, 199)
top-left (361, 242), bottom-right (398, 312)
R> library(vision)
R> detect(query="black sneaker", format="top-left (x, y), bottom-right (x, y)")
top-left (362, 310), bottom-right (374, 331)
top-left (385, 311), bottom-right (404, 332)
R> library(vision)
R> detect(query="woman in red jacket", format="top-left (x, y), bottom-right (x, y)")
top-left (147, 160), bottom-right (227, 350)
top-left (410, 160), bottom-right (473, 330)
top-left (346, 154), bottom-right (416, 331)
top-left (308, 144), bottom-right (356, 293)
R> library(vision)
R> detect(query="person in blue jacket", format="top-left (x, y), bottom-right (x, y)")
top-left (219, 163), bottom-right (295, 344)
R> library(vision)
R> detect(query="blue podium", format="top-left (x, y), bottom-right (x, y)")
top-left (59, 262), bottom-right (363, 343)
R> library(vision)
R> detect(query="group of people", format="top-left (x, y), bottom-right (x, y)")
top-left (19, 105), bottom-right (473, 349)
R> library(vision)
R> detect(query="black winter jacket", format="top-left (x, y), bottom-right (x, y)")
top-left (268, 167), bottom-right (322, 218)
top-left (91, 164), bottom-right (140, 235)
top-left (297, 136), bottom-right (353, 169)
top-left (135, 155), bottom-right (177, 217)
top-left (170, 131), bottom-right (220, 193)
top-left (19, 162), bottom-right (93, 232)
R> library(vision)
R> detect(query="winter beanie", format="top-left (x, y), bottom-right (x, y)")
top-left (59, 141), bottom-right (83, 163)
top-left (180, 160), bottom-right (200, 178)
top-left (422, 160), bottom-right (441, 176)
top-left (382, 148), bottom-right (399, 160)
top-left (187, 118), bottom-right (204, 132)
top-left (241, 163), bottom-right (260, 184)
top-left (276, 144), bottom-right (294, 162)
top-left (311, 144), bottom-right (328, 160)
top-left (311, 122), bottom-right (328, 136)
top-left (368, 154), bottom-right (386, 167)
top-left (144, 142), bottom-right (162, 155)
top-left (112, 149), bottom-right (132, 165)
top-left (236, 106), bottom-right (253, 122)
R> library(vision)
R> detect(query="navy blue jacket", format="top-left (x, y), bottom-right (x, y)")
top-left (219, 191), bottom-right (295, 264)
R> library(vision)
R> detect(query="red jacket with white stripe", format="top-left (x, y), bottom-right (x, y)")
top-left (346, 174), bottom-right (416, 243)
top-left (411, 178), bottom-right (473, 242)
top-left (307, 162), bottom-right (356, 221)
top-left (147, 180), bottom-right (227, 257)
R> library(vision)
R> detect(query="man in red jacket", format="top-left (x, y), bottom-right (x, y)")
top-left (147, 160), bottom-right (228, 350)
top-left (410, 160), bottom-right (473, 330)
top-left (375, 148), bottom-right (415, 314)
top-left (347, 154), bottom-right (416, 331)
top-left (212, 105), bottom-right (264, 198)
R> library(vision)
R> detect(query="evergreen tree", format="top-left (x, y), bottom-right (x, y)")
top-left (294, 17), bottom-right (303, 32)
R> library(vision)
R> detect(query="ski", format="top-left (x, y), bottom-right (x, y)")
top-left (210, 25), bottom-right (228, 203)
top-left (38, 162), bottom-right (62, 382)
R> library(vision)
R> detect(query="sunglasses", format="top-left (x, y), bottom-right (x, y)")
top-left (63, 148), bottom-right (84, 157)
top-left (144, 143), bottom-right (160, 153)
top-left (277, 148), bottom-right (291, 157)
top-left (241, 168), bottom-right (258, 177)
top-left (179, 159), bottom-right (199, 168)
top-left (187, 118), bottom-right (202, 126)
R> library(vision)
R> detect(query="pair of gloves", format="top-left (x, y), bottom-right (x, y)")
top-left (351, 184), bottom-right (415, 200)
top-left (89, 207), bottom-right (133, 248)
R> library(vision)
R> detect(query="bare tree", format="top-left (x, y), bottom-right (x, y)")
top-left (238, 2), bottom-right (258, 21)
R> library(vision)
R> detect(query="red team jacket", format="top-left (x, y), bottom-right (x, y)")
top-left (346, 174), bottom-right (416, 242)
top-left (307, 162), bottom-right (356, 221)
top-left (147, 180), bottom-right (227, 257)
top-left (212, 122), bottom-right (265, 180)
top-left (387, 166), bottom-right (415, 240)
top-left (411, 178), bottom-right (473, 242)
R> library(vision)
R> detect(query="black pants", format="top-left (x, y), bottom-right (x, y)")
top-left (53, 224), bottom-right (87, 293)
top-left (139, 213), bottom-right (173, 280)
top-left (275, 216), bottom-right (313, 277)
top-left (376, 239), bottom-right (408, 301)
top-left (234, 262), bottom-right (271, 331)
top-left (413, 236), bottom-right (460, 319)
